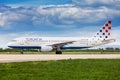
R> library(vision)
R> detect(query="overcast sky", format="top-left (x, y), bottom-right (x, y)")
top-left (0, 0), bottom-right (120, 48)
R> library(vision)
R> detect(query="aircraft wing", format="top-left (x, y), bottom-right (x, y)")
top-left (49, 41), bottom-right (75, 48)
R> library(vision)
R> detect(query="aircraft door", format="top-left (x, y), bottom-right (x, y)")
top-left (19, 40), bottom-right (25, 45)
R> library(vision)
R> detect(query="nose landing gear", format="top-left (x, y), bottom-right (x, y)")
top-left (20, 49), bottom-right (24, 54)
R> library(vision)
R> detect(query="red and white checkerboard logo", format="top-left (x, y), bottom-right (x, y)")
top-left (94, 20), bottom-right (112, 40)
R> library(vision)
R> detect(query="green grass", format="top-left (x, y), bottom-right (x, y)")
top-left (0, 49), bottom-right (120, 54)
top-left (0, 59), bottom-right (120, 80)
top-left (0, 51), bottom-right (120, 54)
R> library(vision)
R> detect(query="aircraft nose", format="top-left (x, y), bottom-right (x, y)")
top-left (7, 42), bottom-right (13, 46)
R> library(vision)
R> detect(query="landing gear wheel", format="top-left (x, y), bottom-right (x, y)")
top-left (56, 51), bottom-right (62, 54)
top-left (20, 49), bottom-right (24, 54)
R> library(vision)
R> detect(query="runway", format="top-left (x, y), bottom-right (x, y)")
top-left (0, 54), bottom-right (120, 63)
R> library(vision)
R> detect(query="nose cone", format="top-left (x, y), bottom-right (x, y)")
top-left (7, 42), bottom-right (13, 47)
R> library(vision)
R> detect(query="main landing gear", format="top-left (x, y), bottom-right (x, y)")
top-left (55, 47), bottom-right (62, 54)
top-left (56, 51), bottom-right (62, 54)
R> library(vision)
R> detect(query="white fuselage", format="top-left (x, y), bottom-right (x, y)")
top-left (7, 37), bottom-right (102, 49)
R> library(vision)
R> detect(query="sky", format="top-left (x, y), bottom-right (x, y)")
top-left (0, 0), bottom-right (120, 48)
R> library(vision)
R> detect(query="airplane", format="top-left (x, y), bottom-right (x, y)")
top-left (7, 20), bottom-right (115, 54)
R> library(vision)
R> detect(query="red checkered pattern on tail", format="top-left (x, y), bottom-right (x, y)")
top-left (102, 20), bottom-right (111, 38)
top-left (94, 20), bottom-right (112, 40)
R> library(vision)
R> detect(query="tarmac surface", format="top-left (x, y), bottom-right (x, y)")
top-left (0, 54), bottom-right (120, 63)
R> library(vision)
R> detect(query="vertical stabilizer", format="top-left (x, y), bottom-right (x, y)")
top-left (94, 20), bottom-right (112, 40)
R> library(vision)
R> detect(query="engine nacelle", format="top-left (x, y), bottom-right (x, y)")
top-left (41, 46), bottom-right (53, 52)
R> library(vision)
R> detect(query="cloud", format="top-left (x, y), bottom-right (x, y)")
top-left (0, 33), bottom-right (19, 48)
top-left (0, 13), bottom-right (5, 26)
top-left (72, 0), bottom-right (116, 6)
top-left (111, 27), bottom-right (120, 42)
top-left (24, 5), bottom-right (120, 27)
top-left (0, 5), bottom-right (120, 30)
top-left (0, 12), bottom-right (24, 27)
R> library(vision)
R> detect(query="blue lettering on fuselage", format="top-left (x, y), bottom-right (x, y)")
top-left (26, 38), bottom-right (42, 42)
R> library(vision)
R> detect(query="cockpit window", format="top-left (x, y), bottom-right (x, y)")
top-left (12, 40), bottom-right (17, 42)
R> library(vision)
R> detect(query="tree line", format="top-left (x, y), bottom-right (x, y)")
top-left (0, 48), bottom-right (120, 52)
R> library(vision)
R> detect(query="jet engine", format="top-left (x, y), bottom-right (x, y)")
top-left (41, 46), bottom-right (53, 52)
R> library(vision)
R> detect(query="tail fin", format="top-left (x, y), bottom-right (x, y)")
top-left (94, 20), bottom-right (112, 40)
